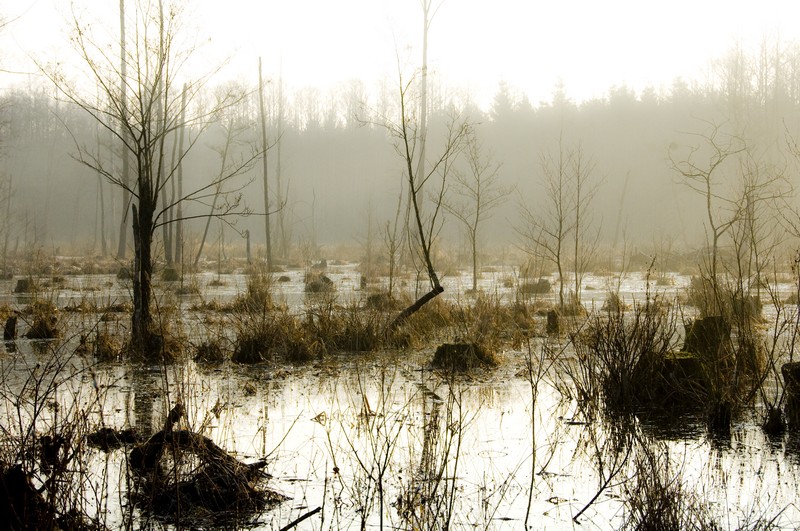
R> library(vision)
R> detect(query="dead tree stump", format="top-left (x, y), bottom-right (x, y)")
top-left (3, 315), bottom-right (16, 341)
top-left (129, 404), bottom-right (283, 522)
top-left (13, 278), bottom-right (34, 294)
top-left (546, 310), bottom-right (560, 335)
top-left (782, 362), bottom-right (800, 428)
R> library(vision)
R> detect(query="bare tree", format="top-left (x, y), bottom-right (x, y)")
top-left (669, 121), bottom-right (746, 287)
top-left (116, 0), bottom-right (131, 259)
top-left (570, 143), bottom-right (601, 304)
top-left (444, 131), bottom-right (511, 292)
top-left (518, 137), bottom-right (600, 310)
top-left (729, 153), bottom-right (788, 302)
top-left (173, 84), bottom-right (187, 267)
top-left (415, 1), bottom-right (435, 194)
top-left (92, 108), bottom-right (108, 256)
top-left (194, 107), bottom-right (255, 268)
top-left (519, 138), bottom-right (572, 309)
top-left (45, 0), bottom-right (254, 356)
top-left (383, 189), bottom-right (408, 299)
top-left (0, 173), bottom-right (12, 273)
top-left (273, 72), bottom-right (291, 258)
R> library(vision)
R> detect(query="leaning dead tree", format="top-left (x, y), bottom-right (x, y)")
top-left (379, 71), bottom-right (470, 330)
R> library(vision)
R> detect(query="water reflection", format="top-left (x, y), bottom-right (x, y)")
top-left (0, 267), bottom-right (799, 528)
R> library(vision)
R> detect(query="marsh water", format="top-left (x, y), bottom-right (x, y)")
top-left (2, 264), bottom-right (800, 529)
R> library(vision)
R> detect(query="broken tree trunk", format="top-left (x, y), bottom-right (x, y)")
top-left (129, 404), bottom-right (278, 520)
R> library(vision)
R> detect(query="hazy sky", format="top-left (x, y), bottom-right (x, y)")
top-left (2, 0), bottom-right (799, 107)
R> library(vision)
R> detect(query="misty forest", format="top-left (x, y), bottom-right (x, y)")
top-left (3, 1), bottom-right (800, 530)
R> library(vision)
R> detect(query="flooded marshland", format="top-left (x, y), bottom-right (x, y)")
top-left (1, 263), bottom-right (800, 529)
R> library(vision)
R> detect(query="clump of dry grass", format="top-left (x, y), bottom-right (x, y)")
top-left (431, 342), bottom-right (497, 371)
top-left (76, 329), bottom-right (121, 361)
top-left (454, 294), bottom-right (537, 349)
top-left (193, 338), bottom-right (227, 364)
top-left (519, 278), bottom-right (551, 295)
top-left (22, 300), bottom-right (61, 340)
top-left (302, 298), bottom-right (390, 352)
top-left (232, 312), bottom-right (322, 364)
top-left (123, 330), bottom-right (184, 363)
top-left (228, 264), bottom-right (275, 313)
top-left (400, 297), bottom-right (452, 340)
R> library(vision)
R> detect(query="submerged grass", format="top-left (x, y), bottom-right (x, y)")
top-left (621, 437), bottom-right (717, 531)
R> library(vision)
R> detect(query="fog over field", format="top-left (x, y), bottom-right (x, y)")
top-left (0, 0), bottom-right (798, 262)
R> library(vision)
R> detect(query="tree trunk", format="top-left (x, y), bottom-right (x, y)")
top-left (131, 202), bottom-right (155, 355)
top-left (97, 170), bottom-right (107, 256)
top-left (194, 118), bottom-right (232, 267)
top-left (389, 285), bottom-right (443, 330)
top-left (276, 73), bottom-right (289, 259)
top-left (155, 0), bottom-right (171, 266)
top-left (2, 176), bottom-right (11, 269)
top-left (258, 57), bottom-right (272, 271)
top-left (174, 85), bottom-right (187, 268)
top-left (116, 0), bottom-right (130, 260)
top-left (415, 2), bottom-right (429, 193)
top-left (471, 233), bottom-right (478, 292)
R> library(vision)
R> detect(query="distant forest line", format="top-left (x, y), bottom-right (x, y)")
top-left (2, 39), bottom-right (800, 270)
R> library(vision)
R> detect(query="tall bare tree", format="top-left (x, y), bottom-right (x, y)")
top-left (273, 72), bottom-right (290, 258)
top-left (570, 143), bottom-right (601, 304)
top-left (258, 57), bottom-right (273, 271)
top-left (116, 0), bottom-right (131, 259)
top-left (518, 137), bottom-right (600, 310)
top-left (519, 138), bottom-right (572, 309)
top-left (47, 0), bottom-right (253, 356)
top-left (173, 84), bottom-right (187, 267)
top-left (194, 113), bottom-right (252, 268)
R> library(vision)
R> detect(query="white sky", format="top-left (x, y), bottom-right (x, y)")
top-left (2, 0), bottom-right (800, 108)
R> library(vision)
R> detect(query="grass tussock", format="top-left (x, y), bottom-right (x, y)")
top-left (233, 312), bottom-right (323, 363)
top-left (235, 264), bottom-right (275, 313)
top-left (303, 298), bottom-right (390, 352)
top-left (76, 329), bottom-right (121, 361)
top-left (453, 294), bottom-right (537, 349)
top-left (193, 338), bottom-right (227, 365)
top-left (123, 330), bottom-right (184, 363)
top-left (569, 293), bottom-right (677, 413)
top-left (431, 342), bottom-right (497, 371)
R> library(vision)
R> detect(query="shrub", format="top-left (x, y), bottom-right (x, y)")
top-left (570, 294), bottom-right (677, 412)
